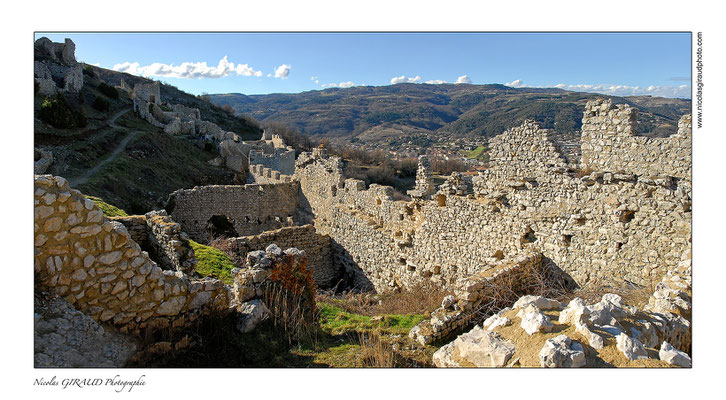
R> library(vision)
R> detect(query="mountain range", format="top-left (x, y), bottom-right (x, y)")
top-left (209, 83), bottom-right (691, 148)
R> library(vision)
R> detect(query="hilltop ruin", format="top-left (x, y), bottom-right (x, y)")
top-left (34, 60), bottom-right (692, 366)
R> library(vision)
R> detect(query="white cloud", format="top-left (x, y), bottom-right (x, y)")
top-left (111, 56), bottom-right (264, 79)
top-left (505, 79), bottom-right (526, 88)
top-left (509, 79), bottom-right (690, 98)
top-left (424, 79), bottom-right (447, 84)
top-left (390, 75), bottom-right (421, 84)
top-left (455, 75), bottom-right (472, 84)
top-left (321, 81), bottom-right (360, 88)
top-left (310, 76), bottom-right (318, 80)
top-left (274, 64), bottom-right (291, 79)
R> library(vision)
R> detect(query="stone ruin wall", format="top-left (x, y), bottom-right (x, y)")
top-left (34, 175), bottom-right (231, 336)
top-left (580, 99), bottom-right (692, 180)
top-left (167, 182), bottom-right (300, 244)
top-left (34, 37), bottom-right (83, 95)
top-left (248, 164), bottom-right (295, 184)
top-left (112, 210), bottom-right (197, 275)
top-left (133, 82), bottom-right (161, 104)
top-left (225, 225), bottom-right (338, 288)
top-left (249, 147), bottom-right (296, 176)
top-left (295, 99), bottom-right (691, 293)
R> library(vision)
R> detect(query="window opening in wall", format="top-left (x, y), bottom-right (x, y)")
top-left (206, 215), bottom-right (239, 241)
top-left (562, 234), bottom-right (573, 247)
top-left (437, 194), bottom-right (446, 207)
top-left (492, 250), bottom-right (505, 260)
top-left (620, 210), bottom-right (636, 223)
top-left (521, 227), bottom-right (537, 244)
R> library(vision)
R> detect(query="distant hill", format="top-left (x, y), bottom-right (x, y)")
top-left (209, 83), bottom-right (691, 147)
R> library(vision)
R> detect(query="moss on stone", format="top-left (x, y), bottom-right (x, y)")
top-left (85, 195), bottom-right (128, 217)
top-left (189, 240), bottom-right (235, 284)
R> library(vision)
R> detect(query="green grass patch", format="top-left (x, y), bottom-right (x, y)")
top-left (85, 195), bottom-right (128, 217)
top-left (318, 302), bottom-right (425, 336)
top-left (466, 145), bottom-right (489, 160)
top-left (189, 240), bottom-right (235, 284)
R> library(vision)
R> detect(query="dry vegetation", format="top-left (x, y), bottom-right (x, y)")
top-left (317, 281), bottom-right (452, 317)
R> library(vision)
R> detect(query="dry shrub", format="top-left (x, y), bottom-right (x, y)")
top-left (566, 275), bottom-right (656, 309)
top-left (358, 331), bottom-right (395, 367)
top-left (209, 237), bottom-right (244, 267)
top-left (319, 281), bottom-right (451, 317)
top-left (471, 259), bottom-right (574, 321)
top-left (263, 255), bottom-right (318, 344)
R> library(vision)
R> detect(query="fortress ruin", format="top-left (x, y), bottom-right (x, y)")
top-left (34, 97), bottom-right (692, 366)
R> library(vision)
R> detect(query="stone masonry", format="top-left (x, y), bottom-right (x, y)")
top-left (34, 175), bottom-right (231, 336)
top-left (224, 225), bottom-right (338, 288)
top-left (295, 99), bottom-right (691, 293)
top-left (167, 182), bottom-right (300, 243)
top-left (580, 99), bottom-right (691, 179)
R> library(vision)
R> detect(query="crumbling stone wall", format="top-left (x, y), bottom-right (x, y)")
top-left (409, 250), bottom-right (544, 345)
top-left (34, 37), bottom-right (83, 94)
top-left (249, 147), bottom-right (296, 176)
top-left (34, 175), bottom-right (231, 336)
top-left (167, 182), bottom-right (300, 243)
top-left (295, 100), bottom-right (691, 294)
top-left (580, 99), bottom-right (691, 179)
top-left (133, 82), bottom-right (161, 104)
top-left (224, 225), bottom-right (338, 288)
top-left (248, 164), bottom-right (294, 184)
top-left (34, 148), bottom-right (53, 174)
top-left (144, 210), bottom-right (197, 275)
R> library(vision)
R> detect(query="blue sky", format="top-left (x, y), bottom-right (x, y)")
top-left (36, 32), bottom-right (692, 98)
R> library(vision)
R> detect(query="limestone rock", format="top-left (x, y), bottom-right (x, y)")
top-left (236, 299), bottom-right (270, 333)
top-left (539, 335), bottom-right (586, 368)
top-left (616, 333), bottom-right (649, 360)
top-left (433, 326), bottom-right (516, 368)
top-left (441, 295), bottom-right (457, 309)
top-left (513, 295), bottom-right (562, 311)
top-left (658, 341), bottom-right (691, 367)
top-left (517, 304), bottom-right (553, 335)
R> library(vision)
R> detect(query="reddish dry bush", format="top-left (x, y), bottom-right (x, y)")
top-left (263, 255), bottom-right (318, 344)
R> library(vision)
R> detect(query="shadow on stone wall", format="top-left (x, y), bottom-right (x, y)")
top-left (330, 238), bottom-right (374, 293)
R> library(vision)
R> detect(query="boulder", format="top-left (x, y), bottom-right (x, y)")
top-left (433, 326), bottom-right (516, 368)
top-left (658, 341), bottom-right (691, 367)
top-left (482, 312), bottom-right (511, 331)
top-left (513, 295), bottom-right (562, 311)
top-left (539, 335), bottom-right (586, 368)
top-left (517, 304), bottom-right (553, 335)
top-left (615, 333), bottom-right (649, 360)
top-left (236, 299), bottom-right (270, 333)
top-left (441, 295), bottom-right (457, 309)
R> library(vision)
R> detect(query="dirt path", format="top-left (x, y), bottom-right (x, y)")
top-left (69, 108), bottom-right (135, 187)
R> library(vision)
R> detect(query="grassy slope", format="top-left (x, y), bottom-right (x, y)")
top-left (85, 195), bottom-right (128, 217)
top-left (36, 65), bottom-right (262, 215)
top-left (189, 240), bottom-right (236, 284)
top-left (74, 111), bottom-right (236, 214)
